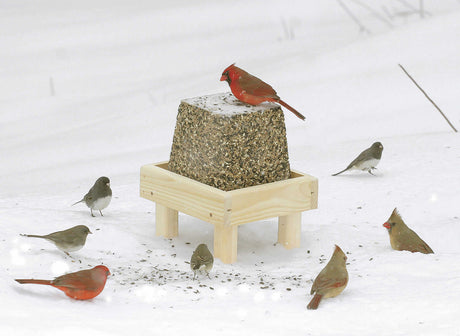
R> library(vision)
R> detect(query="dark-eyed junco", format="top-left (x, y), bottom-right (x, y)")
top-left (332, 142), bottom-right (384, 176)
top-left (21, 225), bottom-right (92, 255)
top-left (190, 243), bottom-right (214, 280)
top-left (73, 176), bottom-right (112, 217)
top-left (307, 245), bottom-right (349, 310)
top-left (383, 208), bottom-right (433, 254)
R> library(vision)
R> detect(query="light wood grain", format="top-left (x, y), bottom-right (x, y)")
top-left (214, 223), bottom-right (238, 264)
top-left (140, 162), bottom-right (318, 227)
top-left (140, 162), bottom-right (229, 226)
top-left (278, 213), bottom-right (301, 249)
top-left (140, 161), bottom-right (318, 263)
top-left (227, 170), bottom-right (318, 226)
top-left (155, 203), bottom-right (178, 238)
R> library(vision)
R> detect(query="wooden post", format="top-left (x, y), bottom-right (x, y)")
top-left (278, 212), bottom-right (301, 249)
top-left (155, 203), bottom-right (178, 238)
top-left (214, 223), bottom-right (238, 264)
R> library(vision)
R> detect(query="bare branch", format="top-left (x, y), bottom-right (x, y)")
top-left (399, 64), bottom-right (457, 133)
top-left (337, 0), bottom-right (371, 34)
top-left (350, 0), bottom-right (394, 28)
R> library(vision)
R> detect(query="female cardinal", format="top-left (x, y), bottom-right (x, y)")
top-left (307, 245), bottom-right (348, 310)
top-left (15, 265), bottom-right (110, 300)
top-left (220, 64), bottom-right (306, 121)
top-left (383, 208), bottom-right (434, 254)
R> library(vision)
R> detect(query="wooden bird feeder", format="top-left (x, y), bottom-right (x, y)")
top-left (140, 93), bottom-right (318, 263)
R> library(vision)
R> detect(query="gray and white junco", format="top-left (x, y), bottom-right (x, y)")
top-left (21, 225), bottom-right (92, 255)
top-left (190, 243), bottom-right (214, 280)
top-left (332, 142), bottom-right (384, 176)
top-left (73, 176), bottom-right (112, 217)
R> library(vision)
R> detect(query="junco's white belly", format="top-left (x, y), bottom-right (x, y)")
top-left (92, 196), bottom-right (112, 210)
top-left (356, 158), bottom-right (379, 170)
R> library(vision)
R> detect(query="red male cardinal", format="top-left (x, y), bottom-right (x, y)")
top-left (220, 63), bottom-right (306, 121)
top-left (15, 265), bottom-right (110, 300)
top-left (307, 245), bottom-right (348, 310)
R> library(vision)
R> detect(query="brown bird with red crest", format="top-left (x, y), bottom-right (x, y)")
top-left (307, 245), bottom-right (348, 310)
top-left (220, 63), bottom-right (306, 121)
top-left (383, 208), bottom-right (433, 254)
top-left (15, 265), bottom-right (110, 300)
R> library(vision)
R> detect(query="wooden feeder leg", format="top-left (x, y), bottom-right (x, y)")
top-left (214, 223), bottom-right (238, 264)
top-left (155, 203), bottom-right (178, 238)
top-left (278, 212), bottom-right (301, 249)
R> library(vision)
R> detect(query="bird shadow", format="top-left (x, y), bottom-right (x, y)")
top-left (12, 284), bottom-right (64, 301)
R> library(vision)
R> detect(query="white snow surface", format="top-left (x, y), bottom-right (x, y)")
top-left (182, 92), bottom-right (278, 116)
top-left (1, 1), bottom-right (460, 335)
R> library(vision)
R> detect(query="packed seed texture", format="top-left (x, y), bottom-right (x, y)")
top-left (168, 93), bottom-right (290, 191)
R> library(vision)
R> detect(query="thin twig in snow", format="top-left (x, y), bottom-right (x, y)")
top-left (398, 64), bottom-right (457, 133)
top-left (396, 0), bottom-right (431, 17)
top-left (350, 0), bottom-right (394, 28)
top-left (337, 0), bottom-right (371, 34)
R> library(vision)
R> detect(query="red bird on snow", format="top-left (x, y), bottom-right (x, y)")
top-left (15, 265), bottom-right (110, 300)
top-left (220, 63), bottom-right (305, 121)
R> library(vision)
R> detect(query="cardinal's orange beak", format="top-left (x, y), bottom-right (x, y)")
top-left (220, 75), bottom-right (227, 81)
top-left (383, 222), bottom-right (391, 229)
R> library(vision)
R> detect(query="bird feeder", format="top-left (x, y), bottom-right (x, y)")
top-left (140, 93), bottom-right (318, 263)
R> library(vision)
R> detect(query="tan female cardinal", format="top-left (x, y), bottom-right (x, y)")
top-left (307, 245), bottom-right (348, 310)
top-left (15, 265), bottom-right (110, 300)
top-left (383, 208), bottom-right (434, 254)
top-left (220, 63), bottom-right (306, 121)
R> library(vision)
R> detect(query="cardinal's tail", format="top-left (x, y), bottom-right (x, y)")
top-left (15, 279), bottom-right (53, 286)
top-left (307, 293), bottom-right (323, 310)
top-left (277, 99), bottom-right (306, 121)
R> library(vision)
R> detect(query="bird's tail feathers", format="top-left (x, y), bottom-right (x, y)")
top-left (72, 199), bottom-right (84, 206)
top-left (20, 234), bottom-right (45, 239)
top-left (332, 168), bottom-right (348, 176)
top-left (307, 293), bottom-right (323, 310)
top-left (15, 279), bottom-right (53, 285)
top-left (277, 99), bottom-right (306, 121)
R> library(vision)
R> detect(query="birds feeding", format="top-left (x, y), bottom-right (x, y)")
top-left (20, 225), bottom-right (92, 256)
top-left (220, 63), bottom-right (306, 121)
top-left (15, 265), bottom-right (110, 300)
top-left (73, 176), bottom-right (112, 217)
top-left (383, 208), bottom-right (434, 254)
top-left (332, 142), bottom-right (384, 176)
top-left (190, 243), bottom-right (214, 280)
top-left (307, 245), bottom-right (349, 310)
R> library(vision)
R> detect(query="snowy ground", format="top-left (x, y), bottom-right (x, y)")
top-left (1, 1), bottom-right (460, 335)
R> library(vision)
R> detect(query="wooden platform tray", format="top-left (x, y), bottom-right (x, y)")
top-left (140, 161), bottom-right (318, 264)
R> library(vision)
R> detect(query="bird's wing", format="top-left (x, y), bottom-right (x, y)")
top-left (402, 230), bottom-right (434, 253)
top-left (53, 270), bottom-right (97, 290)
top-left (345, 147), bottom-right (371, 169)
top-left (311, 275), bottom-right (347, 295)
top-left (238, 72), bottom-right (278, 98)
